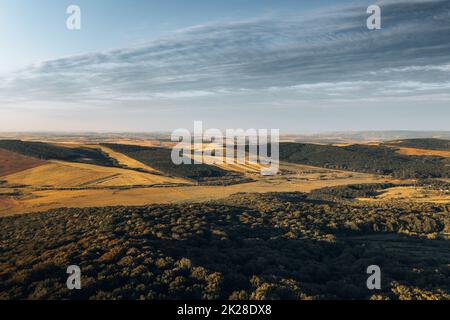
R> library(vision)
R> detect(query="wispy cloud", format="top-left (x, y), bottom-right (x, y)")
top-left (0, 0), bottom-right (449, 108)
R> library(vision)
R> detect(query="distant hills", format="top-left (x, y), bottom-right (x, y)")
top-left (2, 131), bottom-right (450, 145)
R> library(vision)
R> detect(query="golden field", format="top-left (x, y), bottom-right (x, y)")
top-left (359, 186), bottom-right (450, 204)
top-left (0, 170), bottom-right (393, 216)
top-left (395, 147), bottom-right (450, 158)
top-left (2, 160), bottom-right (188, 188)
top-left (95, 145), bottom-right (161, 173)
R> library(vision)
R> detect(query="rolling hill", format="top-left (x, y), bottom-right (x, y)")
top-left (102, 143), bottom-right (250, 185)
top-left (0, 149), bottom-right (46, 177)
top-left (0, 140), bottom-right (118, 167)
top-left (3, 160), bottom-right (188, 189)
top-left (279, 143), bottom-right (449, 179)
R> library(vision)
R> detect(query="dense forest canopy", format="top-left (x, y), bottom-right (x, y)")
top-left (1, 192), bottom-right (449, 300)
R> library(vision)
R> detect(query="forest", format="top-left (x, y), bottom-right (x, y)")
top-left (308, 183), bottom-right (397, 201)
top-left (1, 191), bottom-right (449, 300)
top-left (279, 142), bottom-right (449, 178)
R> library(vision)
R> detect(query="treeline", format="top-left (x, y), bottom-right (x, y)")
top-left (1, 192), bottom-right (449, 300)
top-left (279, 143), bottom-right (449, 178)
top-left (102, 143), bottom-right (249, 184)
top-left (0, 140), bottom-right (118, 167)
top-left (384, 138), bottom-right (450, 151)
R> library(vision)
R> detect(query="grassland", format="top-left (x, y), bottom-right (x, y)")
top-left (0, 165), bottom-right (394, 216)
top-left (95, 145), bottom-right (161, 173)
top-left (394, 147), bottom-right (450, 158)
top-left (3, 160), bottom-right (188, 188)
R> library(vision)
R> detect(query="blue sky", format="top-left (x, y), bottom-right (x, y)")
top-left (0, 0), bottom-right (343, 73)
top-left (0, 0), bottom-right (449, 132)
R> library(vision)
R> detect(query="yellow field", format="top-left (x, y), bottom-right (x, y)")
top-left (0, 166), bottom-right (394, 216)
top-left (105, 139), bottom-right (176, 148)
top-left (358, 186), bottom-right (450, 204)
top-left (196, 154), bottom-right (267, 174)
top-left (395, 147), bottom-right (450, 158)
top-left (95, 145), bottom-right (161, 173)
top-left (3, 160), bottom-right (188, 188)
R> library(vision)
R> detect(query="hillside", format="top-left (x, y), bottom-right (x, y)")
top-left (102, 143), bottom-right (250, 185)
top-left (385, 139), bottom-right (450, 151)
top-left (0, 140), bottom-right (118, 167)
top-left (0, 192), bottom-right (449, 300)
top-left (279, 143), bottom-right (449, 179)
top-left (3, 161), bottom-right (188, 189)
top-left (0, 149), bottom-right (46, 177)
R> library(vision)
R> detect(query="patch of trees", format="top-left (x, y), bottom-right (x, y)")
top-left (384, 139), bottom-right (450, 151)
top-left (0, 192), bottom-right (449, 300)
top-left (0, 140), bottom-right (118, 167)
top-left (102, 143), bottom-right (249, 184)
top-left (279, 143), bottom-right (449, 178)
top-left (417, 179), bottom-right (450, 190)
top-left (308, 183), bottom-right (397, 201)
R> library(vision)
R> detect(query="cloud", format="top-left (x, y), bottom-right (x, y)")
top-left (0, 0), bottom-right (449, 107)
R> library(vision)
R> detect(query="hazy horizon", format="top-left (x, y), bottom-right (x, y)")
top-left (1, 129), bottom-right (450, 138)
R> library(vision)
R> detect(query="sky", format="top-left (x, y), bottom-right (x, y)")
top-left (0, 0), bottom-right (449, 132)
